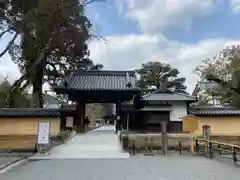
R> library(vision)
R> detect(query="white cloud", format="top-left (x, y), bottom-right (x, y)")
top-left (0, 0), bottom-right (238, 95)
top-left (89, 34), bottom-right (240, 93)
top-left (0, 54), bottom-right (21, 83)
top-left (117, 0), bottom-right (220, 33)
top-left (95, 0), bottom-right (239, 93)
top-left (230, 0), bottom-right (240, 13)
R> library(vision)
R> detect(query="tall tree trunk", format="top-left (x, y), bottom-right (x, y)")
top-left (32, 62), bottom-right (43, 108)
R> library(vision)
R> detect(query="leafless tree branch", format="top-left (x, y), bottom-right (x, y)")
top-left (0, 32), bottom-right (18, 58)
top-left (82, 0), bottom-right (106, 6)
top-left (0, 29), bottom-right (10, 39)
top-left (90, 34), bottom-right (109, 43)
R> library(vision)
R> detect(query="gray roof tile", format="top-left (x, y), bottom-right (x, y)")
top-left (63, 70), bottom-right (138, 91)
top-left (141, 106), bottom-right (173, 111)
top-left (143, 90), bottom-right (197, 102)
top-left (190, 107), bottom-right (240, 116)
top-left (0, 108), bottom-right (61, 117)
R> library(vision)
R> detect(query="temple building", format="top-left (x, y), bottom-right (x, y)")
top-left (54, 70), bottom-right (140, 132)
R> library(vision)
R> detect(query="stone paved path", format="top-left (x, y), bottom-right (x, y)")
top-left (30, 125), bottom-right (130, 159)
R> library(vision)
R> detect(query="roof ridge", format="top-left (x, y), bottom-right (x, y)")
top-left (72, 70), bottom-right (136, 76)
top-left (193, 106), bottom-right (239, 110)
top-left (190, 106), bottom-right (240, 116)
top-left (143, 89), bottom-right (197, 102)
top-left (142, 90), bottom-right (160, 98)
top-left (143, 89), bottom-right (189, 98)
top-left (0, 108), bottom-right (59, 111)
top-left (142, 85), bottom-right (173, 98)
top-left (175, 92), bottom-right (196, 99)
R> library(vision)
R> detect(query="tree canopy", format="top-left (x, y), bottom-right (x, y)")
top-left (0, 78), bottom-right (31, 108)
top-left (136, 61), bottom-right (187, 93)
top-left (0, 0), bottom-right (103, 107)
top-left (196, 45), bottom-right (240, 107)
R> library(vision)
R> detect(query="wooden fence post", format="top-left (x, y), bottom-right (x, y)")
top-left (161, 122), bottom-right (168, 155)
top-left (190, 134), bottom-right (195, 153)
top-left (202, 125), bottom-right (211, 155)
top-left (202, 125), bottom-right (211, 140)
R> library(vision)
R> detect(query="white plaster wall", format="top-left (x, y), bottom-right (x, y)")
top-left (170, 102), bottom-right (187, 122)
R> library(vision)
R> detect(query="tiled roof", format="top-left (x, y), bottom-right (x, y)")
top-left (190, 107), bottom-right (240, 116)
top-left (143, 90), bottom-right (197, 102)
top-left (141, 106), bottom-right (173, 111)
top-left (0, 108), bottom-right (61, 117)
top-left (59, 70), bottom-right (139, 91)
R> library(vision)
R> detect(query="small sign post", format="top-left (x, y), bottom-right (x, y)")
top-left (37, 122), bottom-right (50, 153)
top-left (66, 117), bottom-right (74, 128)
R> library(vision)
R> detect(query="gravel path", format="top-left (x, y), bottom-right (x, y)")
top-left (0, 155), bottom-right (240, 180)
top-left (1, 126), bottom-right (239, 180)
top-left (0, 157), bottom-right (22, 169)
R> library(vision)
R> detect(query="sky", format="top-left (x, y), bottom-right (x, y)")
top-left (2, 0), bottom-right (240, 93)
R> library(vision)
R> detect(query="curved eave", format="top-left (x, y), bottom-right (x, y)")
top-left (145, 99), bottom-right (197, 103)
top-left (190, 113), bottom-right (240, 117)
top-left (186, 99), bottom-right (198, 103)
top-left (54, 87), bottom-right (141, 94)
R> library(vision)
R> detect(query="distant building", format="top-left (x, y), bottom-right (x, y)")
top-left (191, 81), bottom-right (222, 107)
top-left (86, 103), bottom-right (106, 126)
top-left (121, 87), bottom-right (197, 132)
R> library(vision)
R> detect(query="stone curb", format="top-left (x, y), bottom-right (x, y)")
top-left (0, 155), bottom-right (33, 171)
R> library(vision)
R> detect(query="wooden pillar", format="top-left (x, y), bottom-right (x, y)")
top-left (202, 125), bottom-right (211, 140)
top-left (126, 114), bottom-right (129, 131)
top-left (202, 125), bottom-right (211, 154)
top-left (60, 109), bottom-right (64, 131)
top-left (59, 105), bottom-right (67, 131)
top-left (81, 102), bottom-right (86, 132)
top-left (116, 100), bottom-right (121, 116)
top-left (76, 101), bottom-right (86, 133)
top-left (161, 121), bottom-right (168, 155)
top-left (60, 112), bottom-right (66, 131)
top-left (115, 99), bottom-right (121, 133)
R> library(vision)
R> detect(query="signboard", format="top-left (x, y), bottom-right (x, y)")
top-left (37, 122), bottom-right (50, 144)
top-left (66, 117), bottom-right (73, 127)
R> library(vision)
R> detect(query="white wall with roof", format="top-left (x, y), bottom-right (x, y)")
top-left (170, 102), bottom-right (187, 121)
